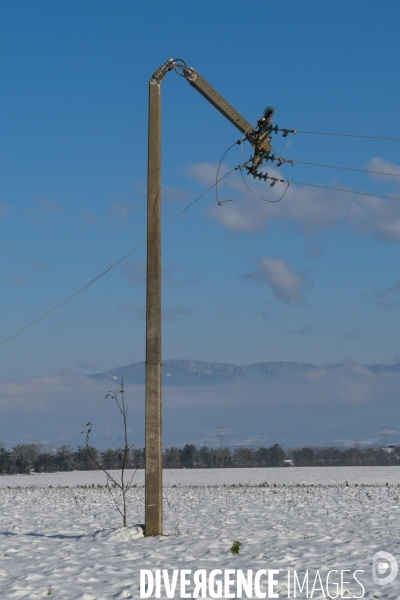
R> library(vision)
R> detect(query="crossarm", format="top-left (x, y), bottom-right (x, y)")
top-left (183, 68), bottom-right (253, 135)
top-left (183, 67), bottom-right (272, 154)
top-left (150, 59), bottom-right (272, 155)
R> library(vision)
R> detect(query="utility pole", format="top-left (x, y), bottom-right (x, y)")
top-left (145, 58), bottom-right (273, 536)
top-left (145, 75), bottom-right (162, 536)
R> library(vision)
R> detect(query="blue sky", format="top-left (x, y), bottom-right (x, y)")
top-left (1, 1), bottom-right (400, 390)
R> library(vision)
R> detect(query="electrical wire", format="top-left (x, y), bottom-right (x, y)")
top-left (215, 140), bottom-right (241, 205)
top-left (239, 166), bottom-right (290, 203)
top-left (290, 180), bottom-right (400, 201)
top-left (240, 168), bottom-right (400, 203)
top-left (266, 153), bottom-right (400, 177)
top-left (290, 159), bottom-right (400, 178)
top-left (280, 131), bottom-right (297, 156)
top-left (5, 129), bottom-right (399, 348)
top-left (0, 165), bottom-right (240, 348)
top-left (171, 58), bottom-right (188, 78)
top-left (239, 121), bottom-right (258, 163)
top-left (292, 130), bottom-right (400, 142)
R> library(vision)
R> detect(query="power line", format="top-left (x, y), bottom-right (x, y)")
top-left (290, 180), bottom-right (400, 201)
top-left (215, 140), bottom-right (241, 205)
top-left (3, 160), bottom-right (399, 348)
top-left (0, 241), bottom-right (144, 347)
top-left (239, 165), bottom-right (290, 203)
top-left (236, 131), bottom-right (400, 177)
top-left (295, 130), bottom-right (400, 142)
top-left (243, 155), bottom-right (400, 201)
top-left (292, 159), bottom-right (400, 178)
top-left (0, 166), bottom-right (239, 348)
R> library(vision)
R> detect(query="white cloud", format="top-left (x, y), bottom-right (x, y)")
top-left (368, 156), bottom-right (400, 181)
top-left (187, 160), bottom-right (400, 243)
top-left (186, 162), bottom-right (223, 186)
top-left (0, 373), bottom-right (101, 410)
top-left (2, 363), bottom-right (400, 447)
top-left (245, 257), bottom-right (305, 303)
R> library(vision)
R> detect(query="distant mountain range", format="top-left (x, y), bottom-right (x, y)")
top-left (3, 359), bottom-right (400, 449)
top-left (85, 358), bottom-right (400, 449)
top-left (90, 358), bottom-right (400, 387)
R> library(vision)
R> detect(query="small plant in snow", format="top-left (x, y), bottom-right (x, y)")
top-left (230, 540), bottom-right (242, 555)
top-left (84, 378), bottom-right (136, 527)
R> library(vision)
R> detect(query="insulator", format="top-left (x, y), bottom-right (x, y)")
top-left (263, 106), bottom-right (274, 118)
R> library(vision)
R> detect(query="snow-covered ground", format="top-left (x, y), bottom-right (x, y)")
top-left (1, 468), bottom-right (400, 599)
top-left (2, 466), bottom-right (400, 487)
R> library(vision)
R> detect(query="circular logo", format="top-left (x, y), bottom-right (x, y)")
top-left (372, 551), bottom-right (398, 586)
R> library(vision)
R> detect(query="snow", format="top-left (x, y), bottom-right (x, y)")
top-left (1, 468), bottom-right (400, 598)
top-left (2, 466), bottom-right (400, 488)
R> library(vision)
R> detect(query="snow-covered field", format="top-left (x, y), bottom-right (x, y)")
top-left (1, 468), bottom-right (400, 599)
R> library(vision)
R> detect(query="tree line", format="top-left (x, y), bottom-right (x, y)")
top-left (1, 442), bottom-right (399, 474)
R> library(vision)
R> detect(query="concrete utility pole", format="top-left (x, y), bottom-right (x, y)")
top-left (145, 59), bottom-right (273, 536)
top-left (145, 76), bottom-right (163, 537)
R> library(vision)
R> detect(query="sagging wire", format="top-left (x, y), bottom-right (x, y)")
top-left (215, 143), bottom-right (290, 205)
top-left (0, 164), bottom-right (243, 348)
top-left (219, 116), bottom-right (295, 204)
top-left (215, 140), bottom-right (242, 205)
top-left (228, 117), bottom-right (262, 166)
top-left (239, 165), bottom-right (290, 203)
top-left (215, 135), bottom-right (292, 206)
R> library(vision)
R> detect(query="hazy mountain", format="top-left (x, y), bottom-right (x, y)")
top-left (2, 359), bottom-right (400, 449)
top-left (90, 359), bottom-right (317, 386)
top-left (85, 359), bottom-right (400, 450)
top-left (90, 358), bottom-right (400, 386)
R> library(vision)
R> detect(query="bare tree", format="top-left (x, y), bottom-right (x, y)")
top-left (84, 378), bottom-right (136, 527)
